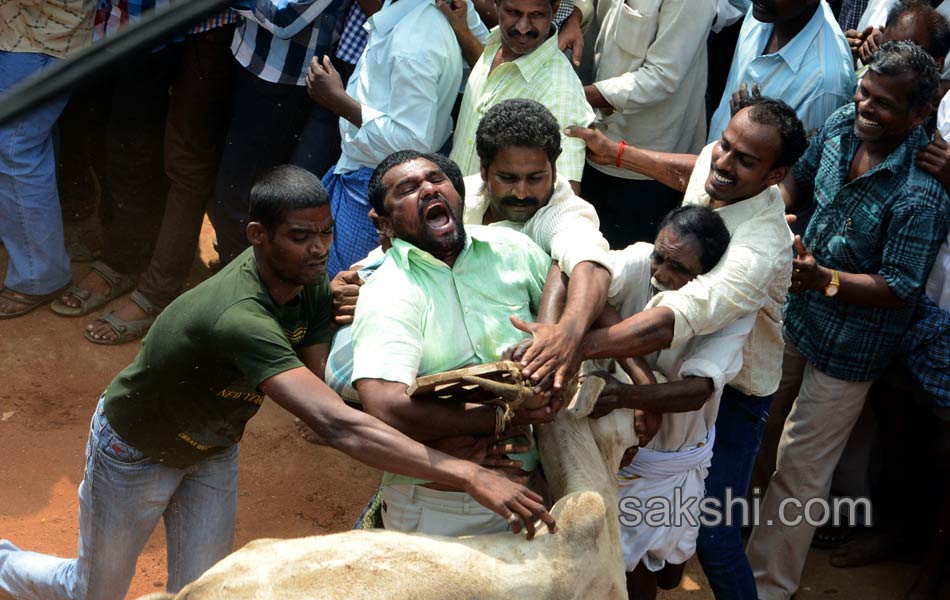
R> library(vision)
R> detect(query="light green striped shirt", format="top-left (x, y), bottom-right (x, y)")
top-left (352, 225), bottom-right (551, 487)
top-left (449, 27), bottom-right (595, 182)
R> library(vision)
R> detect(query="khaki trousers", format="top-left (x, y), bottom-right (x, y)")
top-left (747, 342), bottom-right (873, 600)
top-left (381, 484), bottom-right (509, 537)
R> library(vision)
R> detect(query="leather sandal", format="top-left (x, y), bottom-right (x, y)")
top-left (0, 283), bottom-right (72, 319)
top-left (84, 290), bottom-right (161, 345)
top-left (49, 260), bottom-right (135, 317)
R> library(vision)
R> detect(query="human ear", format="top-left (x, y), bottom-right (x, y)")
top-left (246, 222), bottom-right (267, 247)
top-left (765, 165), bottom-right (789, 187)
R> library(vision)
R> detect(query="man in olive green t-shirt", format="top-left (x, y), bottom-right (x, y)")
top-left (0, 165), bottom-right (554, 600)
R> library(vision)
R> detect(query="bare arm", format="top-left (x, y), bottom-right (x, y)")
top-left (356, 378), bottom-right (558, 441)
top-left (580, 305), bottom-right (675, 360)
top-left (306, 56), bottom-right (363, 126)
top-left (436, 0), bottom-right (485, 67)
top-left (261, 367), bottom-right (556, 536)
top-left (589, 372), bottom-right (714, 417)
top-left (519, 261), bottom-right (610, 381)
top-left (564, 126), bottom-right (696, 192)
top-left (778, 169), bottom-right (805, 213)
top-left (790, 236), bottom-right (905, 309)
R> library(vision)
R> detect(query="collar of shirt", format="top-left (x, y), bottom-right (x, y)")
top-left (366, 0), bottom-right (426, 36)
top-left (830, 104), bottom-right (927, 187)
top-left (691, 187), bottom-right (784, 232)
top-left (747, 2), bottom-right (827, 73)
top-left (463, 173), bottom-right (574, 226)
top-left (482, 23), bottom-right (560, 82)
top-left (389, 229), bottom-right (477, 271)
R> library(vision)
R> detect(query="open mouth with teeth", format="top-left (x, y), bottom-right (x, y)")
top-left (856, 114), bottom-right (881, 129)
top-left (422, 198), bottom-right (455, 232)
top-left (711, 169), bottom-right (735, 186)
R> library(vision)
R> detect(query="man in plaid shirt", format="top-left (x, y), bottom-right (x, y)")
top-left (747, 41), bottom-right (950, 600)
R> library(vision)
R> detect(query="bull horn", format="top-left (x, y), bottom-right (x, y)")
top-left (567, 376), bottom-right (605, 419)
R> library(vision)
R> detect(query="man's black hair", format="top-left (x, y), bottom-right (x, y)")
top-left (475, 98), bottom-right (562, 169)
top-left (248, 164), bottom-right (328, 237)
top-left (657, 205), bottom-right (731, 273)
top-left (868, 40), bottom-right (941, 109)
top-left (886, 0), bottom-right (950, 59)
top-left (367, 151), bottom-right (465, 216)
top-left (733, 95), bottom-right (809, 169)
top-left (495, 0), bottom-right (558, 7)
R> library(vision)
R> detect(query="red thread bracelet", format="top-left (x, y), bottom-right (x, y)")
top-left (615, 140), bottom-right (627, 168)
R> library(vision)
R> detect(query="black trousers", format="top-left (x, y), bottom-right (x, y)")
top-left (580, 162), bottom-right (683, 248)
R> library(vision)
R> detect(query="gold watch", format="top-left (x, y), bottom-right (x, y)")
top-left (824, 269), bottom-right (840, 297)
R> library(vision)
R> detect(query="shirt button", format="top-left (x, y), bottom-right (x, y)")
top-left (464, 307), bottom-right (470, 313)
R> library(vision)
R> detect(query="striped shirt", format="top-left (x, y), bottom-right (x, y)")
top-left (450, 27), bottom-right (594, 181)
top-left (231, 0), bottom-right (348, 85)
top-left (708, 1), bottom-right (854, 143)
top-left (785, 103), bottom-right (950, 382)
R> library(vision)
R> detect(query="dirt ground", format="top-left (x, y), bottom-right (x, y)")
top-left (0, 220), bottom-right (941, 599)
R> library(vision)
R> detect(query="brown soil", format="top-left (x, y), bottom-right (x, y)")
top-left (0, 219), bottom-right (942, 599)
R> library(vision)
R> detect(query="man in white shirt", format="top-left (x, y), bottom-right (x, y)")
top-left (306, 0), bottom-right (488, 277)
top-left (586, 205), bottom-right (752, 599)
top-left (579, 0), bottom-right (717, 247)
top-left (567, 96), bottom-right (807, 600)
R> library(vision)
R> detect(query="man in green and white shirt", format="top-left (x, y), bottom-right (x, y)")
top-left (448, 0), bottom-right (594, 190)
top-left (352, 151), bottom-right (559, 537)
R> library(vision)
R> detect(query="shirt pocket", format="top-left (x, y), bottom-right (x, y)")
top-left (615, 0), bottom-right (661, 62)
top-left (826, 221), bottom-right (880, 273)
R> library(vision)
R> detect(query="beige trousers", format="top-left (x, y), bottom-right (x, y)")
top-left (747, 341), bottom-right (873, 600)
top-left (380, 484), bottom-right (510, 537)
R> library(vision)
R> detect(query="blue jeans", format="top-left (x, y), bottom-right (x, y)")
top-left (0, 400), bottom-right (239, 599)
top-left (0, 51), bottom-right (71, 295)
top-left (695, 385), bottom-right (772, 600)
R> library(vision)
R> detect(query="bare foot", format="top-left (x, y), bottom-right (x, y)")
top-left (59, 268), bottom-right (112, 309)
top-left (294, 418), bottom-right (324, 444)
top-left (85, 300), bottom-right (150, 342)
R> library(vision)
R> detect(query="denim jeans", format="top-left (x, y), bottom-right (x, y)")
top-left (0, 51), bottom-right (71, 295)
top-left (695, 385), bottom-right (772, 600)
top-left (0, 399), bottom-right (239, 600)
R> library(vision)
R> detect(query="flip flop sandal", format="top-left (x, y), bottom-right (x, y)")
top-left (0, 283), bottom-right (72, 319)
top-left (49, 260), bottom-right (135, 317)
top-left (84, 290), bottom-right (161, 345)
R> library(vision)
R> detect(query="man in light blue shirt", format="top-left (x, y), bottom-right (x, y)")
top-left (707, 0), bottom-right (855, 144)
top-left (306, 0), bottom-right (488, 278)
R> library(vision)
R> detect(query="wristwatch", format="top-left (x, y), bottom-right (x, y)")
top-left (824, 269), bottom-right (840, 297)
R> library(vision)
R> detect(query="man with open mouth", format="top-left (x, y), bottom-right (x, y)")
top-left (349, 150), bottom-right (564, 538)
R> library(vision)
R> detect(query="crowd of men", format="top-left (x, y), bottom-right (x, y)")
top-left (2, 0), bottom-right (950, 599)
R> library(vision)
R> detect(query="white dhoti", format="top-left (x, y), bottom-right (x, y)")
top-left (617, 427), bottom-right (715, 572)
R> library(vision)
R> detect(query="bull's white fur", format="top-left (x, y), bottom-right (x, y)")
top-left (139, 406), bottom-right (636, 600)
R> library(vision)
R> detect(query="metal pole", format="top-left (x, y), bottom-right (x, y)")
top-left (0, 0), bottom-right (235, 126)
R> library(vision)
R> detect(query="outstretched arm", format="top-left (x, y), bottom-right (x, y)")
top-left (588, 371), bottom-right (713, 417)
top-left (579, 305), bottom-right (675, 360)
top-left (262, 367), bottom-right (556, 538)
top-left (516, 261), bottom-right (611, 390)
top-left (565, 126), bottom-right (697, 192)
